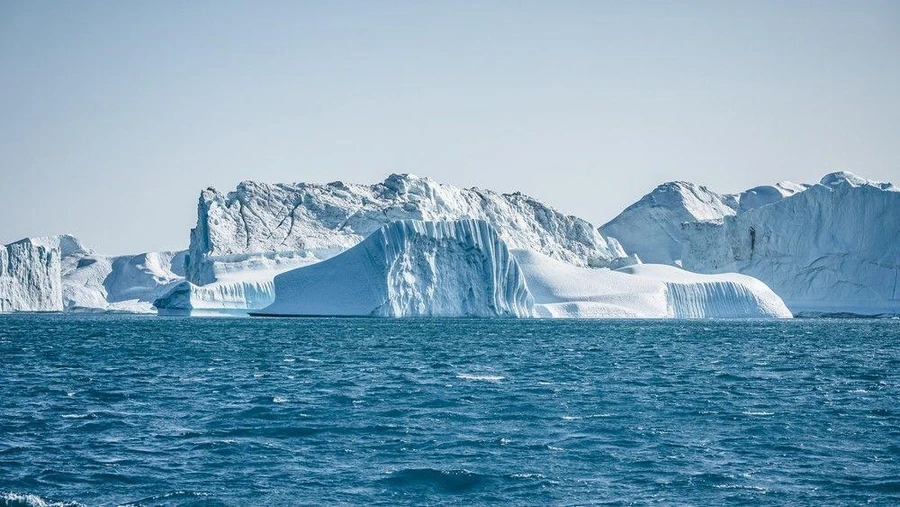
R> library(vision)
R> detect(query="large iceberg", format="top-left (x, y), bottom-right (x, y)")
top-left (514, 249), bottom-right (791, 319)
top-left (602, 171), bottom-right (899, 316)
top-left (0, 237), bottom-right (63, 312)
top-left (254, 219), bottom-right (534, 317)
top-left (681, 173), bottom-right (899, 316)
top-left (252, 219), bottom-right (788, 319)
top-left (167, 173), bottom-right (634, 313)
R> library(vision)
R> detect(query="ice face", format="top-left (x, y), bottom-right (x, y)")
top-left (61, 250), bottom-right (187, 313)
top-left (681, 176), bottom-right (900, 316)
top-left (0, 238), bottom-right (63, 312)
top-left (603, 171), bottom-right (900, 316)
top-left (254, 219), bottom-right (534, 318)
top-left (186, 173), bottom-right (630, 287)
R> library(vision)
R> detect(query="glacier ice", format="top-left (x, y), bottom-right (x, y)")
top-left (681, 172), bottom-right (900, 316)
top-left (513, 249), bottom-right (791, 319)
top-left (600, 181), bottom-right (739, 265)
top-left (62, 248), bottom-right (187, 313)
top-left (600, 180), bottom-right (812, 265)
top-left (186, 173), bottom-right (631, 288)
top-left (1, 234), bottom-right (186, 313)
top-left (254, 219), bottom-right (534, 317)
top-left (603, 171), bottom-right (899, 316)
top-left (154, 275), bottom-right (279, 316)
top-left (0, 237), bottom-right (63, 312)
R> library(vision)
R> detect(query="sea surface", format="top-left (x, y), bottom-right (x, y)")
top-left (1, 315), bottom-right (899, 506)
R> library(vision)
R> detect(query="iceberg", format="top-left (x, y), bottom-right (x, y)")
top-left (154, 276), bottom-right (278, 316)
top-left (254, 219), bottom-right (534, 317)
top-left (514, 249), bottom-right (792, 318)
top-left (602, 171), bottom-right (899, 316)
top-left (252, 219), bottom-right (787, 319)
top-left (681, 172), bottom-right (900, 316)
top-left (1, 234), bottom-right (186, 313)
top-left (62, 247), bottom-right (187, 313)
top-left (173, 173), bottom-right (633, 313)
top-left (0, 237), bottom-right (63, 312)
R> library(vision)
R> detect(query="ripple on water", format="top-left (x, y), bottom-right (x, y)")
top-left (0, 315), bottom-right (898, 505)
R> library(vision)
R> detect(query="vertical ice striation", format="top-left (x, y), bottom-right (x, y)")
top-left (255, 219), bottom-right (534, 317)
top-left (0, 238), bottom-right (63, 312)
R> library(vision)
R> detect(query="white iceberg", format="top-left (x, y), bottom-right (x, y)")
top-left (514, 249), bottom-right (792, 319)
top-left (251, 219), bottom-right (788, 319)
top-left (681, 172), bottom-right (900, 316)
top-left (253, 219), bottom-right (534, 317)
top-left (602, 171), bottom-right (899, 316)
top-left (1, 234), bottom-right (186, 313)
top-left (0, 237), bottom-right (63, 312)
top-left (184, 172), bottom-right (629, 280)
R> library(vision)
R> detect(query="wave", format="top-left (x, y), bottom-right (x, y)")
top-left (0, 492), bottom-right (84, 507)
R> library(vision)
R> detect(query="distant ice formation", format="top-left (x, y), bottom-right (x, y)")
top-left (254, 219), bottom-right (534, 317)
top-left (1, 234), bottom-right (185, 313)
top-left (681, 173), bottom-right (899, 316)
top-left (5, 171), bottom-right (892, 318)
top-left (0, 237), bottom-right (63, 312)
top-left (602, 171), bottom-right (899, 316)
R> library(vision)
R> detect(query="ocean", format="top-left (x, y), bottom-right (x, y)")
top-left (1, 315), bottom-right (898, 505)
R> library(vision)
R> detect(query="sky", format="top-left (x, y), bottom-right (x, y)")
top-left (1, 1), bottom-right (898, 254)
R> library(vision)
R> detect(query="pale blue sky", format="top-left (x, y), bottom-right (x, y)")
top-left (2, 1), bottom-right (898, 254)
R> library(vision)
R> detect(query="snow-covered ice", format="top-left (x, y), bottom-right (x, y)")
top-left (600, 181), bottom-right (738, 265)
top-left (602, 171), bottom-right (899, 316)
top-left (1, 234), bottom-right (186, 313)
top-left (251, 219), bottom-right (788, 319)
top-left (514, 249), bottom-right (791, 319)
top-left (254, 219), bottom-right (534, 317)
top-left (186, 173), bottom-right (631, 286)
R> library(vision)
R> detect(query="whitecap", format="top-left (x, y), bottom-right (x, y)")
top-left (457, 373), bottom-right (504, 382)
top-left (0, 492), bottom-right (85, 507)
top-left (273, 396), bottom-right (287, 403)
top-left (743, 411), bottom-right (774, 416)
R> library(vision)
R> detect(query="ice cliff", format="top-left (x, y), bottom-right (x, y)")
top-left (254, 219), bottom-right (534, 317)
top-left (0, 237), bottom-right (63, 312)
top-left (602, 171), bottom-right (899, 316)
top-left (513, 249), bottom-right (791, 319)
top-left (1, 235), bottom-right (185, 313)
top-left (186, 173), bottom-right (632, 286)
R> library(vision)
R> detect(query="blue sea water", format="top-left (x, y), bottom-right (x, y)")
top-left (1, 315), bottom-right (899, 506)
